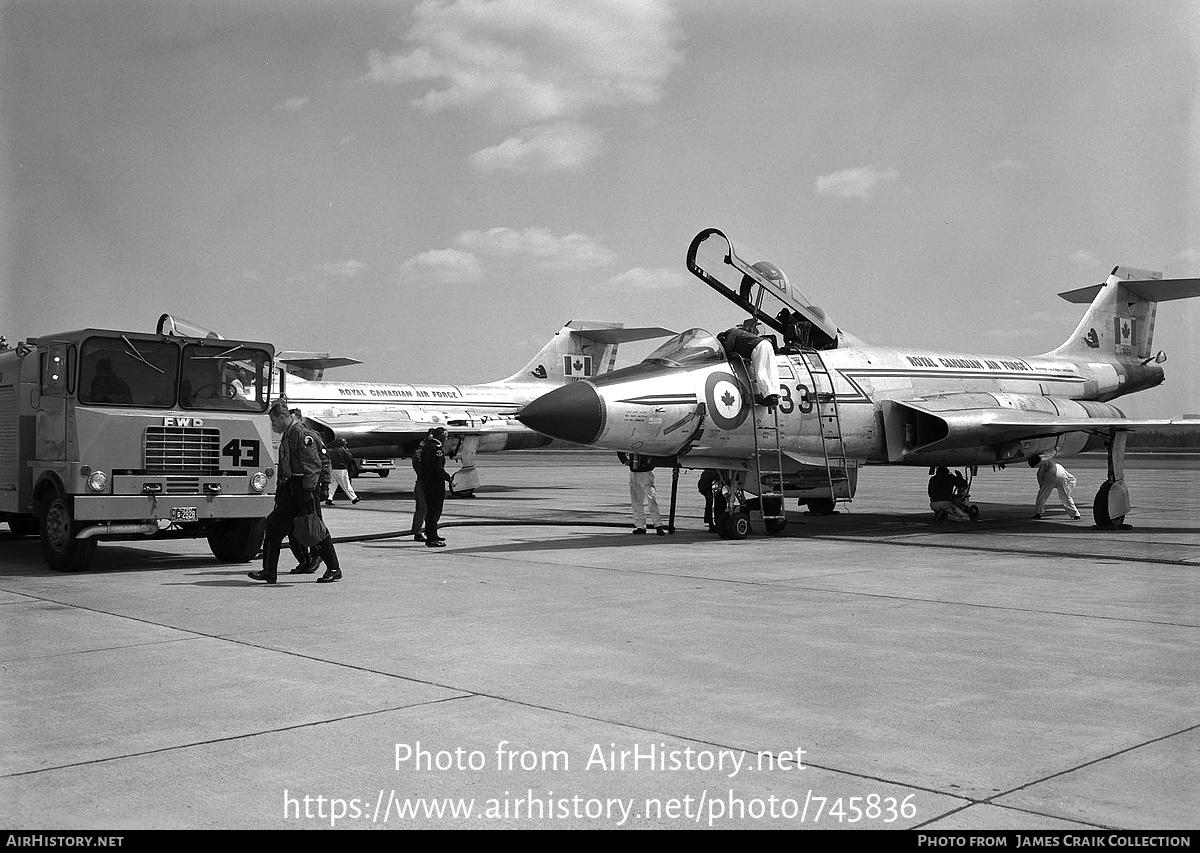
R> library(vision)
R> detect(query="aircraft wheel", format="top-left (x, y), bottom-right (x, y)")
top-left (1092, 479), bottom-right (1128, 527)
top-left (39, 489), bottom-right (97, 572)
top-left (715, 511), bottom-right (732, 539)
top-left (207, 518), bottom-right (266, 563)
top-left (764, 517), bottom-right (788, 536)
top-left (723, 512), bottom-right (751, 540)
top-left (377, 470), bottom-right (390, 479)
top-left (806, 498), bottom-right (835, 515)
top-left (968, 505), bottom-right (980, 521)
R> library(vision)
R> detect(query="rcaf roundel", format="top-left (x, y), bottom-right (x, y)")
top-left (705, 371), bottom-right (749, 430)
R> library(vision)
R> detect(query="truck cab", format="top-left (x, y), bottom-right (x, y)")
top-left (0, 320), bottom-right (277, 571)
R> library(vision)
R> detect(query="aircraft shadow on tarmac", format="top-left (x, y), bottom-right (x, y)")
top-left (802, 503), bottom-right (1200, 537)
top-left (357, 503), bottom-right (1200, 563)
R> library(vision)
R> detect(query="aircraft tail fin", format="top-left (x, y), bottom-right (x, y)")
top-left (494, 320), bottom-right (675, 385)
top-left (1047, 267), bottom-right (1200, 361)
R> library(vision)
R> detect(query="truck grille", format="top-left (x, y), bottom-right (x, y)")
top-left (145, 427), bottom-right (221, 473)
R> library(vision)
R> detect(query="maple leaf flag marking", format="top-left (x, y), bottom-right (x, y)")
top-left (563, 355), bottom-right (592, 377)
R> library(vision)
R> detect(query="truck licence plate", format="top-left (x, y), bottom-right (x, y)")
top-left (170, 507), bottom-right (198, 522)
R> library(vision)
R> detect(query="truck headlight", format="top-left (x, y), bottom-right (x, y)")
top-left (250, 471), bottom-right (268, 493)
top-left (87, 471), bottom-right (109, 493)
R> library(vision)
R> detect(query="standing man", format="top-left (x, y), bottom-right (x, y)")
top-left (623, 453), bottom-right (666, 536)
top-left (417, 427), bottom-right (453, 548)
top-left (326, 438), bottom-right (361, 506)
top-left (410, 430), bottom-right (432, 542)
top-left (249, 400), bottom-right (345, 584)
top-left (1030, 453), bottom-right (1081, 520)
top-left (698, 469), bottom-right (726, 533)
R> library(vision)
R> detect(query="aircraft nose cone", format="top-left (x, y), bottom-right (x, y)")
top-left (518, 382), bottom-right (604, 445)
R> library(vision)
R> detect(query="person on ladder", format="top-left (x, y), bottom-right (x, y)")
top-left (717, 320), bottom-right (781, 409)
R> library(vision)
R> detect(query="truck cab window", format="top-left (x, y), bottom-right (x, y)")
top-left (78, 337), bottom-right (178, 407)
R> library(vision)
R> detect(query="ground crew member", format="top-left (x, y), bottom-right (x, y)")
top-left (1030, 453), bottom-right (1081, 520)
top-left (717, 321), bottom-right (781, 408)
top-left (698, 468), bottom-right (726, 532)
top-left (928, 466), bottom-right (970, 523)
top-left (418, 427), bottom-right (453, 547)
top-left (621, 452), bottom-right (666, 535)
top-left (249, 400), bottom-right (344, 584)
top-left (326, 438), bottom-right (360, 506)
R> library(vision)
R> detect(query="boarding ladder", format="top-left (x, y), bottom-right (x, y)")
top-left (739, 357), bottom-right (787, 528)
top-left (798, 350), bottom-right (852, 507)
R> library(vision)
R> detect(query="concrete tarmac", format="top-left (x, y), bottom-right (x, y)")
top-left (1, 451), bottom-right (1197, 830)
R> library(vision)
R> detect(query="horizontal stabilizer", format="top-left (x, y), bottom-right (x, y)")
top-left (277, 351), bottom-right (363, 380)
top-left (1059, 277), bottom-right (1200, 304)
top-left (277, 352), bottom-right (363, 370)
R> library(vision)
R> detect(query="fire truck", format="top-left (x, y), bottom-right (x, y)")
top-left (0, 315), bottom-right (278, 571)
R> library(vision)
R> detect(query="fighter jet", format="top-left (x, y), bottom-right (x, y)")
top-left (518, 228), bottom-right (1200, 535)
top-left (275, 321), bottom-right (671, 495)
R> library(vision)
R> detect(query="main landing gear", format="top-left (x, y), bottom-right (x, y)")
top-left (1092, 431), bottom-right (1132, 529)
top-left (708, 471), bottom-right (788, 540)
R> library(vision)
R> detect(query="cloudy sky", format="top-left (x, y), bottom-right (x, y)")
top-left (2, 0), bottom-right (1197, 417)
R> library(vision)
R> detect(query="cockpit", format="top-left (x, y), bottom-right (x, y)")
top-left (642, 329), bottom-right (726, 368)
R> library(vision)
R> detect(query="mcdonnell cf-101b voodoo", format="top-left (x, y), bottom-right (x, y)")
top-left (518, 227), bottom-right (1200, 537)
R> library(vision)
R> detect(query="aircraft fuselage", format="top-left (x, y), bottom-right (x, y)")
top-left (522, 340), bottom-right (1163, 470)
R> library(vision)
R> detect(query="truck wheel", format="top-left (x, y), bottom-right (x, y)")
top-left (207, 518), bottom-right (266, 563)
top-left (377, 470), bottom-right (390, 479)
top-left (764, 517), bottom-right (788, 536)
top-left (8, 517), bottom-right (38, 537)
top-left (39, 491), bottom-right (97, 572)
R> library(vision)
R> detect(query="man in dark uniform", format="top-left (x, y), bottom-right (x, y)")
top-left (418, 427), bottom-right (453, 548)
top-left (286, 408), bottom-right (331, 575)
top-left (249, 400), bottom-right (345, 584)
top-left (698, 469), bottom-right (727, 533)
top-left (410, 430), bottom-right (432, 541)
top-left (928, 466), bottom-right (970, 523)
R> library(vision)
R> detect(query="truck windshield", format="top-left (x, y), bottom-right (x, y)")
top-left (77, 336), bottom-right (272, 411)
top-left (181, 344), bottom-right (271, 412)
top-left (79, 337), bottom-right (179, 407)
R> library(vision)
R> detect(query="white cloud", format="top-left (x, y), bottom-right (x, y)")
top-left (454, 227), bottom-right (615, 270)
top-left (319, 260), bottom-right (368, 279)
top-left (987, 157), bottom-right (1027, 173)
top-left (400, 248), bottom-right (483, 284)
top-left (1069, 249), bottom-right (1098, 268)
top-left (603, 267), bottom-right (691, 291)
top-left (468, 121), bottom-right (602, 173)
top-left (814, 165), bottom-right (900, 200)
top-left (273, 96), bottom-right (310, 112)
top-left (363, 0), bottom-right (683, 125)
